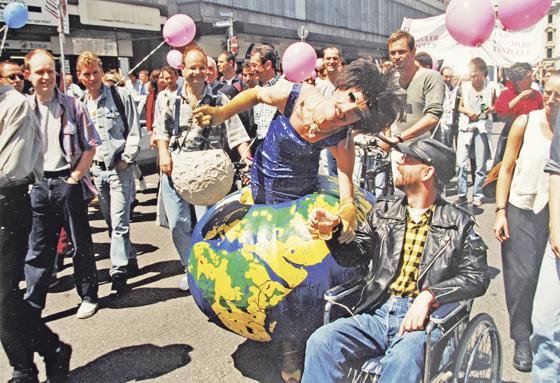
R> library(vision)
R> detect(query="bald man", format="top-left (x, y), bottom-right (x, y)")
top-left (153, 47), bottom-right (250, 291)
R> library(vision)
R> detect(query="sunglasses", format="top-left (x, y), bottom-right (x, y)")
top-left (3, 73), bottom-right (24, 81)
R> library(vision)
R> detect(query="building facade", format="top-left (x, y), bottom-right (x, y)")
top-left (543, 0), bottom-right (560, 69)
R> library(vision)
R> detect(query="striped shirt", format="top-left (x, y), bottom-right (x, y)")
top-left (389, 205), bottom-right (435, 298)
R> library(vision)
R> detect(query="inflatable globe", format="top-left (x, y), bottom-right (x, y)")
top-left (187, 176), bottom-right (374, 342)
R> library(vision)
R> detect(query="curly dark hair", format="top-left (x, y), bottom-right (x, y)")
top-left (335, 58), bottom-right (402, 134)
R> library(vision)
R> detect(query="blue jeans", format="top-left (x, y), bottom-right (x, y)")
top-left (92, 164), bottom-right (136, 278)
top-left (302, 296), bottom-right (441, 383)
top-left (457, 128), bottom-right (490, 198)
top-left (25, 175), bottom-right (98, 309)
top-left (158, 174), bottom-right (207, 265)
top-left (531, 242), bottom-right (560, 382)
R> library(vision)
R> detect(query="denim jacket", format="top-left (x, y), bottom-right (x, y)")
top-left (83, 85), bottom-right (141, 169)
top-left (28, 89), bottom-right (101, 199)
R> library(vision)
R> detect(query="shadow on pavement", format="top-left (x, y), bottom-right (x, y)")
top-left (232, 340), bottom-right (284, 383)
top-left (45, 260), bottom-right (186, 321)
top-left (68, 343), bottom-right (192, 382)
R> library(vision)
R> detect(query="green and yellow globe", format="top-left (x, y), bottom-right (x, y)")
top-left (187, 177), bottom-right (374, 342)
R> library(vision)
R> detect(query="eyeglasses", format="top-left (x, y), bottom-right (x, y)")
top-left (3, 73), bottom-right (24, 81)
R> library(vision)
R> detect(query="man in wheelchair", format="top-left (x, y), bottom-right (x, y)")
top-left (303, 138), bottom-right (490, 383)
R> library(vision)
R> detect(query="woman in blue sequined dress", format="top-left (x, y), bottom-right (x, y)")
top-left (195, 59), bottom-right (399, 239)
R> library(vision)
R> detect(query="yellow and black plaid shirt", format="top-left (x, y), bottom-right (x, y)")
top-left (389, 205), bottom-right (435, 298)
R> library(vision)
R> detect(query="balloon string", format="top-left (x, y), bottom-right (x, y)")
top-left (117, 39), bottom-right (167, 86)
top-left (0, 26), bottom-right (9, 56)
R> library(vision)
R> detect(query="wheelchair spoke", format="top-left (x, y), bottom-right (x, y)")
top-left (452, 314), bottom-right (502, 383)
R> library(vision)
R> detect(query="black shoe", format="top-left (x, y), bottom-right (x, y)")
top-left (513, 339), bottom-right (532, 372)
top-left (9, 369), bottom-right (39, 383)
top-left (9, 378), bottom-right (39, 383)
top-left (45, 342), bottom-right (72, 383)
top-left (126, 261), bottom-right (140, 278)
top-left (111, 277), bottom-right (129, 296)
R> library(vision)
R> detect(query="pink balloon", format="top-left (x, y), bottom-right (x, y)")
top-left (282, 42), bottom-right (317, 82)
top-left (498, 0), bottom-right (552, 31)
top-left (315, 58), bottom-right (324, 71)
top-left (163, 14), bottom-right (196, 47)
top-left (167, 49), bottom-right (184, 70)
top-left (446, 0), bottom-right (495, 47)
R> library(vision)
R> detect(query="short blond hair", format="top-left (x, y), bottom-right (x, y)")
top-left (76, 51), bottom-right (103, 72)
top-left (24, 49), bottom-right (55, 71)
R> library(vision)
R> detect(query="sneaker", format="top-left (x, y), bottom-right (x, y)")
top-left (472, 196), bottom-right (483, 207)
top-left (45, 342), bottom-right (72, 383)
top-left (178, 275), bottom-right (190, 291)
top-left (75, 300), bottom-right (98, 319)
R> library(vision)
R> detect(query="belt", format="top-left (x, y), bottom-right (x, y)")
top-left (0, 181), bottom-right (29, 196)
top-left (43, 169), bottom-right (71, 178)
top-left (92, 160), bottom-right (107, 171)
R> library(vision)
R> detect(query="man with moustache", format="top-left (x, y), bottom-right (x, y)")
top-left (153, 45), bottom-right (250, 291)
top-left (0, 60), bottom-right (25, 93)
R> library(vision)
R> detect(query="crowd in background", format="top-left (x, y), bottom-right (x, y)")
top-left (0, 30), bottom-right (559, 383)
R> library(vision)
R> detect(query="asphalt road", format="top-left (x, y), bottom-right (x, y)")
top-left (1, 128), bottom-right (534, 383)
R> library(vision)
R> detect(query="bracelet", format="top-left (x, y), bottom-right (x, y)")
top-left (495, 206), bottom-right (506, 213)
top-left (395, 134), bottom-right (404, 143)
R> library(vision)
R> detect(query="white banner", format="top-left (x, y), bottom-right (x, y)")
top-left (401, 14), bottom-right (545, 67)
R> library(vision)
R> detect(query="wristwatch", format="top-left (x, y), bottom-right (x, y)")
top-left (395, 134), bottom-right (404, 143)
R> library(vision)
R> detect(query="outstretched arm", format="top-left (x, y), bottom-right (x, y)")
top-left (193, 81), bottom-right (294, 127)
top-left (194, 88), bottom-right (259, 127)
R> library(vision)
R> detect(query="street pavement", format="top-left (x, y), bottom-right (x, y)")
top-left (1, 129), bottom-right (535, 382)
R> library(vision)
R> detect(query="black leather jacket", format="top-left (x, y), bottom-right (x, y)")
top-left (327, 195), bottom-right (490, 313)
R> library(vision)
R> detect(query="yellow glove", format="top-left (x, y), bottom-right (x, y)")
top-left (338, 197), bottom-right (357, 244)
top-left (193, 88), bottom-right (259, 127)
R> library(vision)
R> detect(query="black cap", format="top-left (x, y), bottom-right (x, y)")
top-left (395, 138), bottom-right (456, 184)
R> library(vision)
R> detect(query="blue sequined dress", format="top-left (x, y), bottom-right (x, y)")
top-left (251, 83), bottom-right (348, 204)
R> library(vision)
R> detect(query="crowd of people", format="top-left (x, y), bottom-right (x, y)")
top-left (0, 27), bottom-right (559, 383)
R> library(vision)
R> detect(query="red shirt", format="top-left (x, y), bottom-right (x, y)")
top-left (494, 87), bottom-right (543, 120)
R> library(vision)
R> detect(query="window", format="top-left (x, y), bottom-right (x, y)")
top-left (548, 31), bottom-right (554, 41)
top-left (547, 48), bottom-right (553, 59)
top-left (549, 14), bottom-right (554, 24)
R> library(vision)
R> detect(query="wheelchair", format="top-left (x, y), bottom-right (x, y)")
top-left (323, 277), bottom-right (502, 383)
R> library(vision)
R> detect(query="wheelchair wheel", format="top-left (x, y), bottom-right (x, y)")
top-left (452, 313), bottom-right (501, 383)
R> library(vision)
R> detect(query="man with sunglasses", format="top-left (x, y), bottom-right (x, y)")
top-left (303, 138), bottom-right (489, 383)
top-left (0, 60), bottom-right (24, 93)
